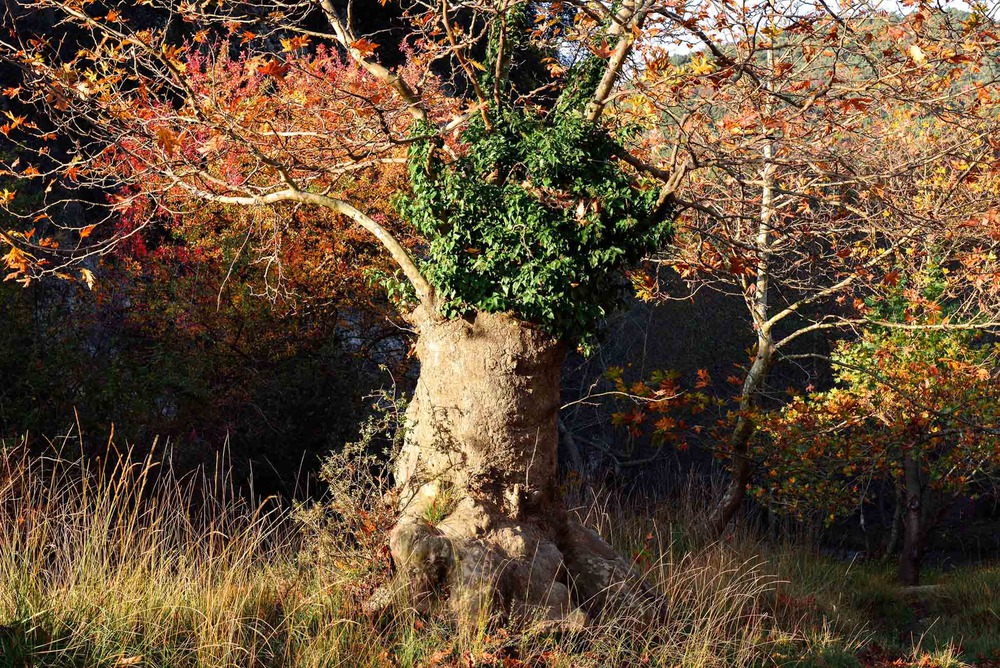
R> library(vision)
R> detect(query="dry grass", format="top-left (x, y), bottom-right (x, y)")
top-left (0, 441), bottom-right (995, 667)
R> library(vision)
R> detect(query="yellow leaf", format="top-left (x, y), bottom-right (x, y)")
top-left (79, 268), bottom-right (95, 290)
top-left (78, 224), bottom-right (97, 239)
top-left (689, 53), bottom-right (714, 76)
top-left (909, 44), bottom-right (926, 65)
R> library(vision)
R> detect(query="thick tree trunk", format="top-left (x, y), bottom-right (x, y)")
top-left (388, 307), bottom-right (654, 626)
top-left (899, 451), bottom-right (924, 586)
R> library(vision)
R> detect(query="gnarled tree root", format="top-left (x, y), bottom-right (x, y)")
top-left (382, 499), bottom-right (662, 631)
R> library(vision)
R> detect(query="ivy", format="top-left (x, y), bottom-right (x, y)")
top-left (398, 106), bottom-right (670, 349)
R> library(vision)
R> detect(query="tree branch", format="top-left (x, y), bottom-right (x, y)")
top-left (584, 0), bottom-right (651, 123)
top-left (317, 0), bottom-right (429, 124)
top-left (171, 181), bottom-right (435, 305)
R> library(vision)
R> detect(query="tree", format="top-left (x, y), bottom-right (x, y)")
top-left (633, 0), bottom-right (1000, 533)
top-left (759, 311), bottom-right (1000, 585)
top-left (0, 0), bottom-right (690, 624)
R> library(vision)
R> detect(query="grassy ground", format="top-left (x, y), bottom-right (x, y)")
top-left (0, 445), bottom-right (997, 668)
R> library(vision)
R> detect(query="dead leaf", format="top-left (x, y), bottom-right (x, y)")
top-left (259, 59), bottom-right (291, 82)
top-left (155, 127), bottom-right (180, 156)
top-left (113, 656), bottom-right (142, 667)
top-left (79, 268), bottom-right (95, 290)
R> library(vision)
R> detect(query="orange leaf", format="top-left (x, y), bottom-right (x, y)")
top-left (78, 224), bottom-right (97, 239)
top-left (280, 35), bottom-right (310, 52)
top-left (350, 39), bottom-right (379, 58)
top-left (654, 417), bottom-right (677, 432)
top-left (155, 127), bottom-right (180, 156)
top-left (591, 39), bottom-right (613, 59)
top-left (259, 59), bottom-right (291, 82)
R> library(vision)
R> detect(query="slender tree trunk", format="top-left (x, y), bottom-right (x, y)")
top-left (899, 450), bottom-right (924, 586)
top-left (388, 306), bottom-right (655, 626)
top-left (709, 87), bottom-right (776, 536)
top-left (558, 419), bottom-right (594, 502)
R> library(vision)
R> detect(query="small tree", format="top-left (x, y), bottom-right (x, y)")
top-left (759, 304), bottom-right (1000, 585)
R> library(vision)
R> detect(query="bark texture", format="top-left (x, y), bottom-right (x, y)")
top-left (388, 307), bottom-right (654, 626)
top-left (899, 452), bottom-right (924, 586)
top-left (709, 340), bottom-right (772, 535)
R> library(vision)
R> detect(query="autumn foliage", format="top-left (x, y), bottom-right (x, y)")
top-left (759, 326), bottom-right (1000, 522)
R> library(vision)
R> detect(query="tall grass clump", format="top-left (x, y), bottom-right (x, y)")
top-left (0, 437), bottom-right (419, 667)
top-left (0, 434), bottom-right (794, 667)
top-left (0, 438), bottom-right (299, 666)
